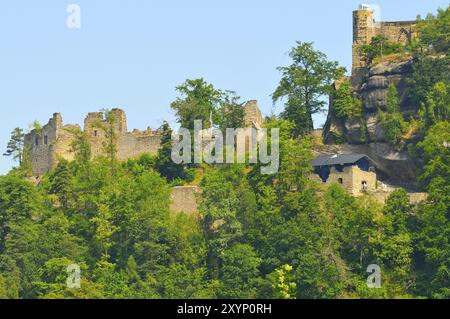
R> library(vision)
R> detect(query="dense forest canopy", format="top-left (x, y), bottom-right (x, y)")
top-left (0, 5), bottom-right (448, 299)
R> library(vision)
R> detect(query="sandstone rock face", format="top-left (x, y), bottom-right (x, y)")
top-left (341, 143), bottom-right (419, 181)
top-left (368, 59), bottom-right (413, 77)
top-left (361, 59), bottom-right (413, 114)
top-left (364, 113), bottom-right (385, 143)
top-left (324, 58), bottom-right (414, 145)
top-left (322, 58), bottom-right (419, 181)
top-left (345, 118), bottom-right (364, 144)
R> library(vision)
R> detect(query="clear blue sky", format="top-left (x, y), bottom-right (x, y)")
top-left (0, 0), bottom-right (447, 174)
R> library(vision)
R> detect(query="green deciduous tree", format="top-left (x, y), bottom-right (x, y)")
top-left (407, 55), bottom-right (450, 107)
top-left (416, 121), bottom-right (450, 191)
top-left (270, 264), bottom-right (297, 299)
top-left (359, 35), bottom-right (404, 65)
top-left (65, 126), bottom-right (92, 181)
top-left (219, 244), bottom-right (261, 299)
top-left (199, 168), bottom-right (242, 279)
top-left (49, 160), bottom-right (73, 209)
top-left (416, 6), bottom-right (450, 53)
top-left (218, 91), bottom-right (245, 132)
top-left (273, 41), bottom-right (345, 136)
top-left (419, 81), bottom-right (450, 130)
top-left (171, 78), bottom-right (223, 131)
top-left (155, 121), bottom-right (186, 182)
top-left (333, 79), bottom-right (362, 120)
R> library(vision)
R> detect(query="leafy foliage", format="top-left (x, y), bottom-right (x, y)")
top-left (406, 55), bottom-right (450, 107)
top-left (379, 83), bottom-right (408, 145)
top-left (273, 41), bottom-right (345, 136)
top-left (3, 128), bottom-right (25, 165)
top-left (155, 122), bottom-right (187, 183)
top-left (359, 35), bottom-right (404, 65)
top-left (0, 6), bottom-right (448, 300)
top-left (333, 79), bottom-right (362, 120)
top-left (170, 78), bottom-right (223, 131)
top-left (415, 6), bottom-right (450, 54)
top-left (419, 81), bottom-right (450, 130)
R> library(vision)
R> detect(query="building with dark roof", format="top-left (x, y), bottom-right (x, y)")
top-left (310, 153), bottom-right (377, 195)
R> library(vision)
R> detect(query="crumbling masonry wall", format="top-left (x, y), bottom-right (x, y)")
top-left (24, 113), bottom-right (79, 176)
top-left (352, 8), bottom-right (416, 86)
top-left (311, 165), bottom-right (377, 196)
top-left (25, 109), bottom-right (162, 176)
top-left (83, 109), bottom-right (162, 162)
top-left (25, 102), bottom-right (264, 176)
top-left (170, 186), bottom-right (201, 215)
top-left (244, 100), bottom-right (264, 128)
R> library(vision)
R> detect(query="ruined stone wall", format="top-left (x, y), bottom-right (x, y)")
top-left (117, 131), bottom-right (161, 161)
top-left (311, 165), bottom-right (377, 195)
top-left (170, 186), bottom-right (201, 215)
top-left (52, 124), bottom-right (79, 164)
top-left (24, 113), bottom-right (81, 175)
top-left (24, 113), bottom-right (61, 176)
top-left (349, 165), bottom-right (377, 195)
top-left (26, 109), bottom-right (162, 175)
top-left (83, 108), bottom-right (161, 162)
top-left (371, 191), bottom-right (427, 204)
top-left (352, 8), bottom-right (416, 86)
top-left (244, 100), bottom-right (263, 128)
top-left (25, 102), bottom-right (264, 176)
top-left (379, 21), bottom-right (416, 45)
top-left (327, 166), bottom-right (356, 193)
top-left (84, 111), bottom-right (106, 159)
top-left (352, 9), bottom-right (378, 84)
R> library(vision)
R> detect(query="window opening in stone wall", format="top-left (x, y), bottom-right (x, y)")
top-left (362, 181), bottom-right (368, 191)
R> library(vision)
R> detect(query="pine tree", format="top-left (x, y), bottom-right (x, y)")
top-left (155, 121), bottom-right (185, 182)
top-left (3, 128), bottom-right (25, 165)
top-left (381, 83), bottom-right (407, 145)
top-left (49, 160), bottom-right (73, 209)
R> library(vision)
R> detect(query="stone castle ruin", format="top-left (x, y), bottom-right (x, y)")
top-left (352, 4), bottom-right (417, 86)
top-left (24, 101), bottom-right (264, 176)
top-left (24, 109), bottom-right (162, 176)
top-left (324, 5), bottom-right (421, 148)
top-left (310, 154), bottom-right (377, 196)
top-left (23, 5), bottom-right (425, 205)
top-left (317, 5), bottom-right (427, 202)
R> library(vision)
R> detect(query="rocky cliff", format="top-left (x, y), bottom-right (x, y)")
top-left (322, 58), bottom-right (421, 182)
top-left (324, 58), bottom-right (415, 144)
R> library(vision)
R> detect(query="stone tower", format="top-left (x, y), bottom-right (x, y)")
top-left (352, 6), bottom-right (377, 85)
top-left (24, 113), bottom-right (79, 176)
top-left (351, 5), bottom-right (416, 87)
